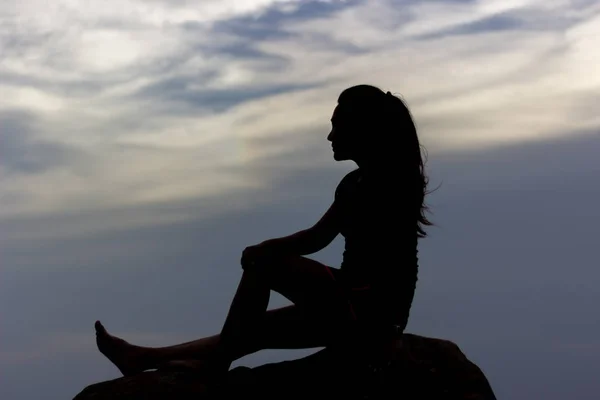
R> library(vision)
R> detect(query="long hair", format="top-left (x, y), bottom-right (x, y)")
top-left (337, 84), bottom-right (433, 238)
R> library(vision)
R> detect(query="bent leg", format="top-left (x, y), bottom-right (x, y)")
top-left (216, 255), bottom-right (350, 369)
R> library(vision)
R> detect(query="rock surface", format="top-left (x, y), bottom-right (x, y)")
top-left (73, 333), bottom-right (496, 399)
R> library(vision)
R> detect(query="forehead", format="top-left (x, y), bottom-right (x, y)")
top-left (331, 104), bottom-right (351, 121)
top-left (332, 104), bottom-right (368, 128)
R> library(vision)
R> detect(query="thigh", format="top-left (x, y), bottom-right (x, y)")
top-left (258, 305), bottom-right (333, 349)
top-left (252, 255), bottom-right (353, 323)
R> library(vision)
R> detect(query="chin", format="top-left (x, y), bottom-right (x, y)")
top-left (333, 151), bottom-right (351, 161)
top-left (332, 152), bottom-right (345, 161)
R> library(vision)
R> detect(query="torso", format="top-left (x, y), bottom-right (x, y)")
top-left (334, 168), bottom-right (419, 288)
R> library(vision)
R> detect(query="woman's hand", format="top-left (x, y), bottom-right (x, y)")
top-left (241, 240), bottom-right (279, 269)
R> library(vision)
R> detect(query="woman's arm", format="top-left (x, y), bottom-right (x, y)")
top-left (261, 202), bottom-right (340, 256)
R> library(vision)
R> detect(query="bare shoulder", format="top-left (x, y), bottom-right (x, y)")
top-left (335, 169), bottom-right (361, 195)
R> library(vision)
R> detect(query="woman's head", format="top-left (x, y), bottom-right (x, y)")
top-left (328, 84), bottom-right (416, 162)
top-left (328, 84), bottom-right (432, 237)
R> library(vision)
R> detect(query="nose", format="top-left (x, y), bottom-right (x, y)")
top-left (327, 130), bottom-right (333, 142)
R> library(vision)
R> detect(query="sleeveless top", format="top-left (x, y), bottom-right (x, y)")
top-left (334, 168), bottom-right (419, 298)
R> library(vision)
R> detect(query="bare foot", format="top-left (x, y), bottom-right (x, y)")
top-left (95, 320), bottom-right (148, 376)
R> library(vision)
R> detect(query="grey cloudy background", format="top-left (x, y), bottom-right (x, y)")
top-left (1, 1), bottom-right (599, 399)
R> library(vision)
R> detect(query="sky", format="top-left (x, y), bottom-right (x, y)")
top-left (1, 0), bottom-right (599, 399)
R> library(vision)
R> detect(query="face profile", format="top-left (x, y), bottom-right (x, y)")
top-left (327, 85), bottom-right (417, 168)
top-left (327, 104), bottom-right (361, 162)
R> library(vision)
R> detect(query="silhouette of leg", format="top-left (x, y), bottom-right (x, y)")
top-left (157, 303), bottom-right (331, 372)
top-left (211, 255), bottom-right (347, 373)
top-left (96, 256), bottom-right (349, 376)
top-left (95, 305), bottom-right (329, 376)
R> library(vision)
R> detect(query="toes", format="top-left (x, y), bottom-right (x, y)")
top-left (95, 321), bottom-right (108, 336)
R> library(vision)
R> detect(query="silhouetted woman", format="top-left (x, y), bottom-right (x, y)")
top-left (95, 84), bottom-right (432, 377)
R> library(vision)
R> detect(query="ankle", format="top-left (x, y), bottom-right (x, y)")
top-left (136, 348), bottom-right (157, 371)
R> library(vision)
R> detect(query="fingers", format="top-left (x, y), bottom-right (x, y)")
top-left (241, 247), bottom-right (256, 270)
top-left (241, 243), bottom-right (276, 270)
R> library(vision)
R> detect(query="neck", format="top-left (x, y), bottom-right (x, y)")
top-left (355, 156), bottom-right (388, 175)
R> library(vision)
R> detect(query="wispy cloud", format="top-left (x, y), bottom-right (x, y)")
top-left (1, 0), bottom-right (599, 233)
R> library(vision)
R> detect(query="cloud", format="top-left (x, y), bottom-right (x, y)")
top-left (0, 110), bottom-right (82, 175)
top-left (1, 0), bottom-right (599, 229)
top-left (133, 76), bottom-right (318, 113)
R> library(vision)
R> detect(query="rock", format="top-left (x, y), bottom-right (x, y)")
top-left (73, 333), bottom-right (496, 400)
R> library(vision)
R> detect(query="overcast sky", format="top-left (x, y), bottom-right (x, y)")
top-left (1, 1), bottom-right (599, 399)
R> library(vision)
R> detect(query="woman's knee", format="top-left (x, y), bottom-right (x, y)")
top-left (243, 254), bottom-right (296, 280)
